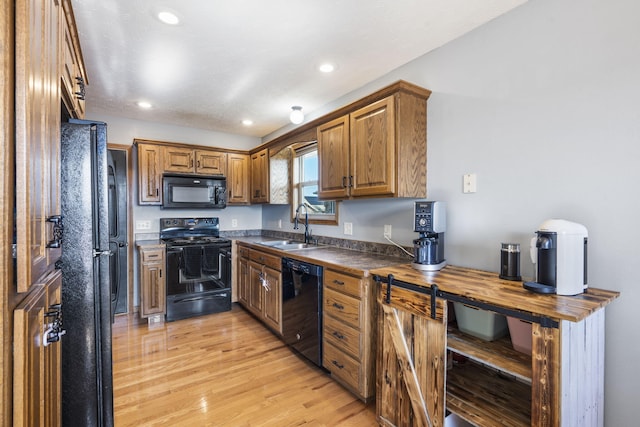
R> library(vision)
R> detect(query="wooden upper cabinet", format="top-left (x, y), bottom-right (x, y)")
top-left (60, 0), bottom-right (86, 118)
top-left (318, 91), bottom-right (428, 200)
top-left (250, 148), bottom-right (269, 203)
top-left (317, 115), bottom-right (350, 200)
top-left (196, 150), bottom-right (226, 175)
top-left (137, 143), bottom-right (163, 205)
top-left (164, 147), bottom-right (227, 175)
top-left (227, 152), bottom-right (250, 204)
top-left (15, 0), bottom-right (63, 292)
top-left (350, 97), bottom-right (396, 197)
top-left (164, 146), bottom-right (194, 173)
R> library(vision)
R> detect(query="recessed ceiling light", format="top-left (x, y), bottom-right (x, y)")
top-left (242, 119), bottom-right (253, 126)
top-left (319, 63), bottom-right (335, 73)
top-left (157, 11), bottom-right (180, 25)
top-left (137, 101), bottom-right (152, 109)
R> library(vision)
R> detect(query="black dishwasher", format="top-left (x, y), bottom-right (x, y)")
top-left (281, 257), bottom-right (324, 367)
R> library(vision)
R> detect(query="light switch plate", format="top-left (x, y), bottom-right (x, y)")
top-left (463, 173), bottom-right (477, 193)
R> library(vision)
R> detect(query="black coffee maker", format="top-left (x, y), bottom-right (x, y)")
top-left (412, 201), bottom-right (446, 271)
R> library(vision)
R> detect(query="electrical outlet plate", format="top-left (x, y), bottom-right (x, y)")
top-left (135, 220), bottom-right (151, 230)
top-left (344, 222), bottom-right (353, 235)
top-left (231, 219), bottom-right (238, 227)
top-left (384, 224), bottom-right (392, 239)
top-left (463, 173), bottom-right (477, 193)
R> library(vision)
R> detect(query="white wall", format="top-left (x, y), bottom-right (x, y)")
top-left (265, 0), bottom-right (638, 424)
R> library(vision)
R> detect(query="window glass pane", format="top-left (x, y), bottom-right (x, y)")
top-left (302, 152), bottom-right (317, 182)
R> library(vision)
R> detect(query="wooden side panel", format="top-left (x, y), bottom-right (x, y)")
top-left (531, 322), bottom-right (560, 426)
top-left (559, 311), bottom-right (605, 426)
top-left (395, 92), bottom-right (427, 198)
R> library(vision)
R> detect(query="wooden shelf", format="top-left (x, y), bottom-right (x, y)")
top-left (447, 361), bottom-right (531, 427)
top-left (447, 327), bottom-right (532, 382)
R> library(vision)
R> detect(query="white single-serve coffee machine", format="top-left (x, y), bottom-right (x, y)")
top-left (523, 219), bottom-right (588, 295)
top-left (412, 201), bottom-right (446, 271)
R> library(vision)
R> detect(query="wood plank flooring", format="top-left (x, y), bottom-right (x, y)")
top-left (112, 304), bottom-right (377, 426)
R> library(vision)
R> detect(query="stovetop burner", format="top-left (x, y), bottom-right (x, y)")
top-left (159, 217), bottom-right (229, 247)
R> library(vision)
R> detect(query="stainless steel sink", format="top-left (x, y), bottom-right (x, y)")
top-left (256, 240), bottom-right (320, 251)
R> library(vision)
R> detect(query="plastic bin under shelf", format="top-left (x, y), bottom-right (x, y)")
top-left (453, 302), bottom-right (508, 341)
top-left (507, 316), bottom-right (533, 355)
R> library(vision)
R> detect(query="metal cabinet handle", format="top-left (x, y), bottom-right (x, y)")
top-left (332, 331), bottom-right (345, 340)
top-left (332, 302), bottom-right (344, 310)
top-left (332, 360), bottom-right (344, 369)
top-left (333, 279), bottom-right (345, 286)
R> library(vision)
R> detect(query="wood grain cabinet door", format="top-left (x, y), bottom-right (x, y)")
top-left (227, 153), bottom-right (250, 204)
top-left (377, 284), bottom-right (447, 427)
top-left (14, 270), bottom-right (63, 427)
top-left (349, 96), bottom-right (396, 198)
top-left (250, 148), bottom-right (269, 203)
top-left (140, 248), bottom-right (166, 318)
top-left (196, 150), bottom-right (227, 175)
top-left (137, 143), bottom-right (163, 204)
top-left (15, 0), bottom-right (62, 292)
top-left (164, 146), bottom-right (194, 173)
top-left (317, 115), bottom-right (350, 199)
top-left (262, 266), bottom-right (282, 335)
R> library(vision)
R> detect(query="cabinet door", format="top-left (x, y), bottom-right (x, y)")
top-left (250, 148), bottom-right (269, 203)
top-left (196, 150), bottom-right (227, 175)
top-left (377, 284), bottom-right (447, 427)
top-left (262, 266), bottom-right (282, 335)
top-left (13, 285), bottom-right (47, 427)
top-left (60, 1), bottom-right (85, 119)
top-left (140, 259), bottom-right (165, 318)
top-left (317, 115), bottom-right (350, 199)
top-left (14, 270), bottom-right (62, 427)
top-left (164, 146), bottom-right (194, 173)
top-left (350, 96), bottom-right (396, 197)
top-left (227, 153), bottom-right (250, 204)
top-left (15, 0), bottom-right (62, 292)
top-left (137, 144), bottom-right (163, 204)
top-left (237, 255), bottom-right (250, 306)
top-left (248, 261), bottom-right (264, 315)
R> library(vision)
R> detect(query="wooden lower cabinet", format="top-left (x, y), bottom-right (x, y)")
top-left (13, 269), bottom-right (63, 427)
top-left (322, 268), bottom-right (376, 401)
top-left (138, 244), bottom-right (166, 319)
top-left (237, 245), bottom-right (282, 335)
top-left (373, 265), bottom-right (619, 427)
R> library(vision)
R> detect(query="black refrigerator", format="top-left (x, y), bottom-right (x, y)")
top-left (60, 119), bottom-right (114, 426)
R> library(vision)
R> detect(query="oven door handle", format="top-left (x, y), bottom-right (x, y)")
top-left (173, 293), bottom-right (229, 304)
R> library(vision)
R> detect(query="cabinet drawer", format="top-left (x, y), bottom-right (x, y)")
top-left (324, 288), bottom-right (360, 329)
top-left (238, 246), bottom-right (250, 259)
top-left (325, 269), bottom-right (362, 298)
top-left (323, 342), bottom-right (361, 393)
top-left (141, 248), bottom-right (164, 263)
top-left (324, 314), bottom-right (361, 359)
top-left (249, 249), bottom-right (281, 271)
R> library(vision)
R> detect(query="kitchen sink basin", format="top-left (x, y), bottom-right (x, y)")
top-left (256, 240), bottom-right (320, 251)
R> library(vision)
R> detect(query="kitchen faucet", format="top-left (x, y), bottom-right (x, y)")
top-left (293, 203), bottom-right (311, 244)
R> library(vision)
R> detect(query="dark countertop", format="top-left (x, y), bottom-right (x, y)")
top-left (235, 236), bottom-right (412, 276)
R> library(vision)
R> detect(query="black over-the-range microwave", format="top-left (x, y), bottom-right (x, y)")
top-left (162, 173), bottom-right (227, 209)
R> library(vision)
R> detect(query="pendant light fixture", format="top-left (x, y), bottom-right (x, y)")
top-left (289, 106), bottom-right (304, 124)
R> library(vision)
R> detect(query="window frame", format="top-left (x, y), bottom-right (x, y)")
top-left (290, 142), bottom-right (338, 226)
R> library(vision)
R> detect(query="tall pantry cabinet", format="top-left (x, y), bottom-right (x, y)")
top-left (5, 0), bottom-right (88, 424)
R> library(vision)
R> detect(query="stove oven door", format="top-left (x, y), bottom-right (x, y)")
top-left (165, 244), bottom-right (231, 321)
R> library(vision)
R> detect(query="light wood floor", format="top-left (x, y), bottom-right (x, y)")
top-left (112, 304), bottom-right (377, 426)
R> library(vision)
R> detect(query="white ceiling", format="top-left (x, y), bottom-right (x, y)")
top-left (71, 0), bottom-right (527, 138)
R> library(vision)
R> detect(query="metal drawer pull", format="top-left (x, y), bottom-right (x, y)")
top-left (332, 331), bottom-right (345, 340)
top-left (332, 302), bottom-right (344, 310)
top-left (333, 279), bottom-right (345, 285)
top-left (332, 360), bottom-right (344, 369)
